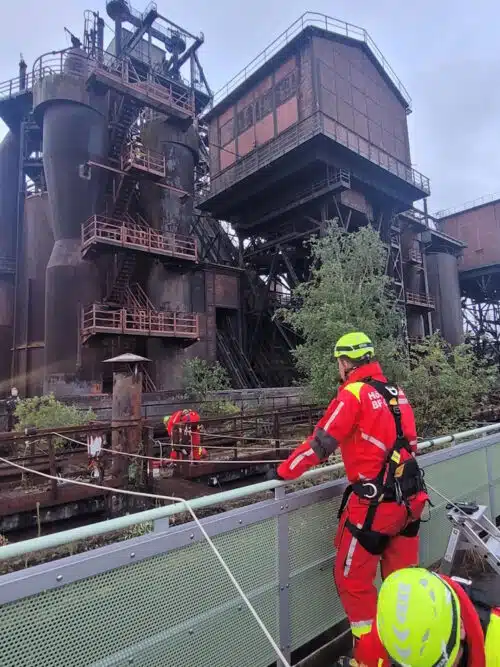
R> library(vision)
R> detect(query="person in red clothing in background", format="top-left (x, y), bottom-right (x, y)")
top-left (274, 332), bottom-right (429, 665)
top-left (163, 409), bottom-right (208, 461)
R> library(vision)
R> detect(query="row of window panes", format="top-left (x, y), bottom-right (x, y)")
top-left (219, 71), bottom-right (298, 146)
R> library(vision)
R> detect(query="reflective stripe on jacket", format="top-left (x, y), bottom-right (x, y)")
top-left (277, 361), bottom-right (417, 482)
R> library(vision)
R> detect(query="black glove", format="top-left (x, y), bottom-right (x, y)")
top-left (265, 467), bottom-right (284, 482)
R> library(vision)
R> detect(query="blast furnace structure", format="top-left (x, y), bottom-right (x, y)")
top-left (0, 1), bottom-right (234, 396)
top-left (0, 7), bottom-right (466, 396)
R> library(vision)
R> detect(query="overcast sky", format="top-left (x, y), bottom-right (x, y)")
top-left (1, 0), bottom-right (498, 214)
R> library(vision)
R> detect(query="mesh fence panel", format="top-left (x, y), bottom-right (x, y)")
top-left (0, 441), bottom-right (498, 666)
top-left (288, 495), bottom-right (344, 649)
top-left (419, 447), bottom-right (491, 565)
top-left (0, 519), bottom-right (279, 667)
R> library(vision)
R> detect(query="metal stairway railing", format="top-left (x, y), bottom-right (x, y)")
top-left (106, 253), bottom-right (137, 305)
top-left (192, 214), bottom-right (238, 265)
top-left (125, 283), bottom-right (155, 311)
top-left (216, 328), bottom-right (260, 389)
top-left (126, 363), bottom-right (157, 393)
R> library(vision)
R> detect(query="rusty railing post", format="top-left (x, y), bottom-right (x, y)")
top-left (48, 435), bottom-right (58, 500)
top-left (273, 411), bottom-right (280, 456)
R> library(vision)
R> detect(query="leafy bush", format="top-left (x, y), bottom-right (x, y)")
top-left (14, 394), bottom-right (96, 434)
top-left (281, 220), bottom-right (408, 402)
top-left (405, 334), bottom-right (494, 437)
top-left (182, 358), bottom-right (230, 401)
top-left (182, 358), bottom-right (239, 416)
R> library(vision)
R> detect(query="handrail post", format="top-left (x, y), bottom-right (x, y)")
top-left (275, 484), bottom-right (292, 665)
top-left (48, 435), bottom-right (58, 501)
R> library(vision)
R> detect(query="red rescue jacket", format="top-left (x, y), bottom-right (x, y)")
top-left (277, 361), bottom-right (417, 483)
top-left (166, 409), bottom-right (206, 460)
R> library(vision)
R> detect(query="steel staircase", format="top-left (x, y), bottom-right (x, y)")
top-left (192, 213), bottom-right (238, 265)
top-left (106, 253), bottom-right (137, 305)
top-left (113, 175), bottom-right (136, 217)
top-left (216, 315), bottom-right (260, 389)
top-left (109, 96), bottom-right (140, 165)
top-left (126, 363), bottom-right (157, 393)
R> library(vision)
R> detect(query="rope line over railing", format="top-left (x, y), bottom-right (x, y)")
top-left (0, 454), bottom-right (292, 667)
top-left (1, 422), bottom-right (498, 566)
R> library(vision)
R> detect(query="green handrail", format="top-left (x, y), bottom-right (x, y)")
top-left (0, 422), bottom-right (498, 561)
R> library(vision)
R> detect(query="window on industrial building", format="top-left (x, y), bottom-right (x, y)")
top-left (275, 70), bottom-right (298, 107)
top-left (236, 104), bottom-right (254, 135)
top-left (255, 90), bottom-right (273, 121)
top-left (220, 117), bottom-right (235, 146)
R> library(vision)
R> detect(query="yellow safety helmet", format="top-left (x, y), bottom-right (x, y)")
top-left (376, 568), bottom-right (461, 667)
top-left (334, 332), bottom-right (374, 361)
top-left (163, 415), bottom-right (171, 425)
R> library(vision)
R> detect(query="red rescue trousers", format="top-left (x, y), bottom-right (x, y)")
top-left (334, 492), bottom-right (428, 666)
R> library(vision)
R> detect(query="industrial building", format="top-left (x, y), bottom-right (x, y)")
top-left (0, 3), bottom-right (468, 397)
top-left (437, 195), bottom-right (500, 363)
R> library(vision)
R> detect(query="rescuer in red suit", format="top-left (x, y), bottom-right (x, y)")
top-left (274, 332), bottom-right (429, 663)
top-left (335, 567), bottom-right (500, 666)
top-left (163, 409), bottom-right (208, 461)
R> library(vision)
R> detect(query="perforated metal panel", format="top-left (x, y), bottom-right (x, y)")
top-left (0, 519), bottom-right (279, 667)
top-left (419, 448), bottom-right (491, 565)
top-left (1, 441), bottom-right (499, 667)
top-left (288, 496), bottom-right (344, 649)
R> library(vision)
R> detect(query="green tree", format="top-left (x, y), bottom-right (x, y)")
top-left (14, 394), bottom-right (96, 437)
top-left (182, 358), bottom-right (239, 416)
top-left (405, 333), bottom-right (493, 438)
top-left (282, 221), bottom-right (408, 402)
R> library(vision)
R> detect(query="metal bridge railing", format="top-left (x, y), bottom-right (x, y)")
top-left (24, 48), bottom-right (196, 118)
top-left (121, 143), bottom-right (166, 178)
top-left (0, 425), bottom-right (498, 666)
top-left (406, 291), bottom-right (435, 309)
top-left (0, 72), bottom-right (33, 101)
top-left (212, 12), bottom-right (412, 110)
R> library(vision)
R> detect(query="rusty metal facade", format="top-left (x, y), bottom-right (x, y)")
top-left (0, 3), bottom-right (215, 397)
top-left (439, 199), bottom-right (500, 362)
top-left (198, 18), bottom-right (440, 380)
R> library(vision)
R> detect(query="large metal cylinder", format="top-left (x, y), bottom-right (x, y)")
top-left (0, 131), bottom-right (20, 390)
top-left (426, 252), bottom-right (464, 345)
top-left (35, 59), bottom-right (108, 394)
top-left (140, 119), bottom-right (199, 390)
top-left (14, 193), bottom-right (54, 396)
top-left (141, 118), bottom-right (198, 235)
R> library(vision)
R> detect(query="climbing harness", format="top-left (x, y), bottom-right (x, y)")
top-left (339, 378), bottom-right (428, 555)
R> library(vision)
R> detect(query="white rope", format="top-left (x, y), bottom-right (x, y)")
top-left (100, 447), bottom-right (286, 465)
top-left (201, 430), bottom-right (303, 444)
top-left (52, 431), bottom-right (295, 452)
top-left (51, 432), bottom-right (289, 464)
top-left (0, 454), bottom-right (291, 667)
top-left (154, 438), bottom-right (287, 452)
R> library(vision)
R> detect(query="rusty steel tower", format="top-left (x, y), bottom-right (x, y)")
top-left (0, 8), bottom-right (467, 396)
top-left (0, 1), bottom-right (218, 396)
top-left (197, 14), bottom-right (444, 383)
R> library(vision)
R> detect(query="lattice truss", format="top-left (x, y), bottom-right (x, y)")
top-left (462, 296), bottom-right (500, 364)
